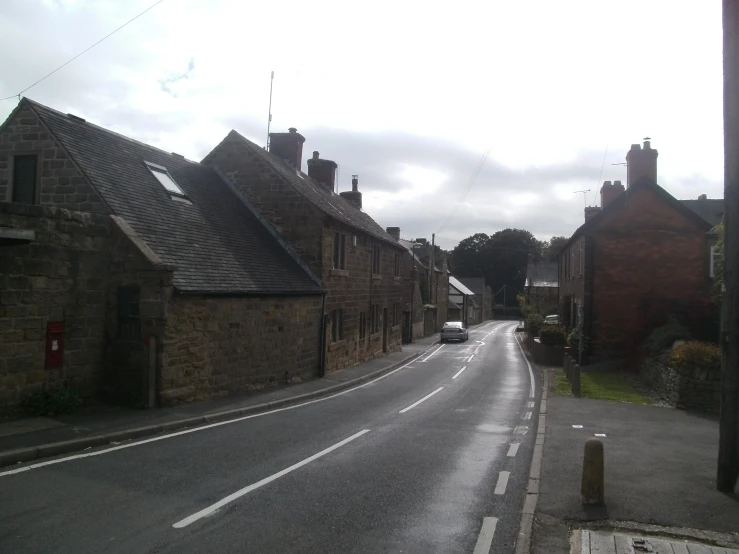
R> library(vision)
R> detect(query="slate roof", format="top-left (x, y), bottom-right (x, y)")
top-left (680, 199), bottom-right (724, 227)
top-left (228, 131), bottom-right (403, 249)
top-left (458, 277), bottom-right (486, 295)
top-left (448, 299), bottom-right (461, 310)
top-left (398, 238), bottom-right (428, 268)
top-left (23, 99), bottom-right (322, 295)
top-left (525, 263), bottom-right (558, 288)
top-left (449, 276), bottom-right (475, 296)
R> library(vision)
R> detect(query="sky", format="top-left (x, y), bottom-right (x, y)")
top-left (0, 0), bottom-right (724, 251)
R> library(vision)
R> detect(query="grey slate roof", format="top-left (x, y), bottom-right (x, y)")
top-left (680, 199), bottom-right (724, 227)
top-left (525, 262), bottom-right (559, 288)
top-left (229, 131), bottom-right (403, 248)
top-left (458, 277), bottom-right (486, 295)
top-left (25, 99), bottom-right (321, 295)
top-left (449, 276), bottom-right (475, 296)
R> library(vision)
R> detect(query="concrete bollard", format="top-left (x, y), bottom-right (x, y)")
top-left (572, 363), bottom-right (581, 397)
top-left (581, 439), bottom-right (605, 505)
top-left (564, 356), bottom-right (571, 381)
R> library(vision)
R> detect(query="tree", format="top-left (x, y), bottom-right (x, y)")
top-left (542, 236), bottom-right (570, 262)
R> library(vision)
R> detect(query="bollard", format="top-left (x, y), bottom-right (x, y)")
top-left (565, 355), bottom-right (572, 381)
top-left (572, 363), bottom-right (581, 397)
top-left (581, 438), bottom-right (604, 505)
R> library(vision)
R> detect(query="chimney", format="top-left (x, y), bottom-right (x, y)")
top-left (600, 180), bottom-right (625, 209)
top-left (386, 227), bottom-right (400, 241)
top-left (307, 151), bottom-right (338, 192)
top-left (625, 138), bottom-right (658, 188)
top-left (268, 127), bottom-right (305, 170)
top-left (339, 174), bottom-right (363, 209)
top-left (584, 206), bottom-right (601, 222)
top-left (698, 193), bottom-right (707, 200)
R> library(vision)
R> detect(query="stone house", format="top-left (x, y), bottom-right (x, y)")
top-left (449, 276), bottom-right (476, 325)
top-left (202, 128), bottom-right (408, 373)
top-left (397, 236), bottom-right (426, 341)
top-left (411, 241), bottom-right (450, 332)
top-left (458, 277), bottom-right (493, 322)
top-left (523, 257), bottom-right (558, 313)
top-left (0, 99), bottom-right (324, 409)
top-left (558, 139), bottom-right (723, 361)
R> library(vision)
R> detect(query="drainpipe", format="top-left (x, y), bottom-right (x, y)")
top-left (318, 292), bottom-right (327, 377)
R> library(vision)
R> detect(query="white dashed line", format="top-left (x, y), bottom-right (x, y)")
top-left (468, 354), bottom-right (475, 362)
top-left (472, 517), bottom-right (499, 554)
top-left (399, 387), bottom-right (444, 414)
top-left (494, 471), bottom-right (510, 495)
top-left (419, 344), bottom-right (445, 363)
top-left (172, 429), bottom-right (370, 528)
top-left (452, 366), bottom-right (467, 380)
top-left (526, 401), bottom-right (535, 408)
top-left (523, 412), bottom-right (532, 420)
top-left (507, 443), bottom-right (520, 457)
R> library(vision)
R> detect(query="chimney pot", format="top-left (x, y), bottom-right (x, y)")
top-left (289, 127), bottom-right (297, 134)
top-left (351, 174), bottom-right (358, 191)
top-left (613, 180), bottom-right (622, 187)
top-left (312, 151), bottom-right (319, 160)
top-left (269, 127), bottom-right (305, 170)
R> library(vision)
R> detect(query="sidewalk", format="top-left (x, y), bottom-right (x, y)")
top-left (531, 370), bottom-right (739, 553)
top-left (0, 333), bottom-right (441, 466)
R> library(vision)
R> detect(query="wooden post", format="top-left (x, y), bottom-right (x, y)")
top-left (719, 0), bottom-right (739, 493)
top-left (572, 363), bottom-right (581, 397)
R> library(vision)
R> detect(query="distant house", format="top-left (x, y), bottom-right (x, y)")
top-left (524, 256), bottom-right (558, 311)
top-left (0, 99), bottom-right (323, 409)
top-left (449, 276), bottom-right (476, 326)
top-left (558, 139), bottom-right (722, 361)
top-left (203, 128), bottom-right (408, 373)
top-left (459, 277), bottom-right (493, 322)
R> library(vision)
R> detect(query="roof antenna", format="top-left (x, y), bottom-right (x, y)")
top-left (573, 189), bottom-right (590, 208)
top-left (266, 71), bottom-right (274, 150)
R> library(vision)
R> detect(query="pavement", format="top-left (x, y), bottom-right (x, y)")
top-left (0, 320), bottom-right (541, 553)
top-left (531, 369), bottom-right (739, 554)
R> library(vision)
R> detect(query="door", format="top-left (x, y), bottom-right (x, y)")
top-left (402, 311), bottom-right (411, 344)
top-left (383, 308), bottom-right (389, 352)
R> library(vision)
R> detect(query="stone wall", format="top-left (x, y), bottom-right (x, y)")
top-left (0, 202), bottom-right (164, 411)
top-left (161, 294), bottom-right (322, 404)
top-left (0, 104), bottom-right (108, 213)
top-left (639, 357), bottom-right (680, 406)
top-left (639, 356), bottom-right (721, 414)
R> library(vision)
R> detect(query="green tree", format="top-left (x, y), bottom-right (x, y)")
top-left (542, 236), bottom-right (569, 262)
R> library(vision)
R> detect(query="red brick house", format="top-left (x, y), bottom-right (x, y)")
top-left (203, 128), bottom-right (408, 373)
top-left (0, 99), bottom-right (324, 409)
top-left (559, 140), bottom-right (723, 361)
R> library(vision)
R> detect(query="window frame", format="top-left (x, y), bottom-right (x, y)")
top-left (372, 244), bottom-right (381, 275)
top-left (359, 312), bottom-right (367, 340)
top-left (393, 252), bottom-right (400, 277)
top-left (117, 286), bottom-right (141, 340)
top-left (9, 153), bottom-right (41, 205)
top-left (393, 302), bottom-right (400, 327)
top-left (333, 231), bottom-right (346, 270)
top-left (331, 309), bottom-right (344, 343)
top-left (145, 161), bottom-right (188, 199)
top-left (710, 245), bottom-right (723, 278)
top-left (370, 304), bottom-right (380, 334)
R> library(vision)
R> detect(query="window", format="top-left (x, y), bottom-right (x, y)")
top-left (579, 239), bottom-right (584, 276)
top-left (570, 248), bottom-right (575, 280)
top-left (393, 302), bottom-right (400, 326)
top-left (331, 309), bottom-right (344, 343)
top-left (12, 155), bottom-right (38, 204)
top-left (359, 312), bottom-right (367, 339)
top-left (394, 252), bottom-right (400, 277)
top-left (145, 161), bottom-right (186, 198)
top-left (333, 232), bottom-right (346, 270)
top-left (372, 244), bottom-right (381, 275)
top-left (370, 304), bottom-right (380, 334)
top-left (117, 286), bottom-right (141, 340)
top-left (711, 245), bottom-right (723, 278)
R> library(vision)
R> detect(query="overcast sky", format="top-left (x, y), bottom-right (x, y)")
top-left (0, 0), bottom-right (723, 250)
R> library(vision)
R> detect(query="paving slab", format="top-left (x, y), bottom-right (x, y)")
top-left (575, 530), bottom-right (739, 554)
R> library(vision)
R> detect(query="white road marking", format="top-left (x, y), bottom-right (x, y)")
top-left (468, 354), bottom-right (475, 362)
top-left (572, 425), bottom-right (583, 429)
top-left (419, 344), bottom-right (445, 363)
top-left (513, 425), bottom-right (529, 435)
top-left (595, 433), bottom-right (606, 437)
top-left (523, 412), bottom-right (532, 420)
top-left (526, 401), bottom-right (535, 408)
top-left (472, 517), bottom-right (499, 554)
top-left (452, 366), bottom-right (467, 380)
top-left (172, 429), bottom-right (370, 528)
top-left (494, 471), bottom-right (510, 495)
top-left (399, 387), bottom-right (444, 414)
top-left (0, 343), bottom-right (442, 478)
top-left (476, 341), bottom-right (485, 345)
top-left (507, 443), bottom-right (520, 457)
top-left (512, 330), bottom-right (536, 398)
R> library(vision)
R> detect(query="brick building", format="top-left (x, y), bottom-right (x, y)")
top-left (559, 139), bottom-right (723, 360)
top-left (203, 128), bottom-right (408, 373)
top-left (0, 99), bottom-right (323, 409)
top-left (524, 257), bottom-right (558, 313)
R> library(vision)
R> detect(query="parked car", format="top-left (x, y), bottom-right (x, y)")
top-left (440, 321), bottom-right (469, 342)
top-left (543, 315), bottom-right (559, 325)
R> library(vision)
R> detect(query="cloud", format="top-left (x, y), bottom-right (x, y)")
top-left (159, 57), bottom-right (195, 97)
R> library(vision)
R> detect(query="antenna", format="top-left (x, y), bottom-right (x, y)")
top-left (573, 189), bottom-right (590, 208)
top-left (266, 71), bottom-right (274, 150)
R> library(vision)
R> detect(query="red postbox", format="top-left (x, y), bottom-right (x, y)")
top-left (45, 322), bottom-right (64, 369)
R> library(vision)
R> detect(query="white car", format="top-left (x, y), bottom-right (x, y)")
top-left (543, 315), bottom-right (559, 325)
top-left (440, 321), bottom-right (469, 342)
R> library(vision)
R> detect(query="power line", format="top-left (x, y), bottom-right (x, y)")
top-left (438, 146), bottom-right (492, 234)
top-left (1, 0), bottom-right (167, 102)
top-left (594, 144), bottom-right (609, 206)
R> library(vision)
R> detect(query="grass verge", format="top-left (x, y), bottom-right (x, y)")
top-left (553, 369), bottom-right (652, 404)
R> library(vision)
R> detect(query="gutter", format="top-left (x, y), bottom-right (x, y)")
top-left (319, 292), bottom-right (327, 377)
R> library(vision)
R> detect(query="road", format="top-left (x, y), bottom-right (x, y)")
top-left (0, 321), bottom-right (540, 554)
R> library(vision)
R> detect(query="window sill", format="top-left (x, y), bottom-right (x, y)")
top-left (372, 274), bottom-right (382, 281)
top-left (330, 269), bottom-right (349, 277)
top-left (328, 339), bottom-right (347, 351)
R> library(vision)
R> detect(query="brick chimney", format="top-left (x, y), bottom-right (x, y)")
top-left (626, 138), bottom-right (658, 188)
top-left (269, 127), bottom-right (305, 170)
top-left (386, 227), bottom-right (400, 241)
top-left (584, 206), bottom-right (601, 222)
top-left (339, 174), bottom-right (363, 209)
top-left (600, 180), bottom-right (625, 209)
top-left (307, 151), bottom-right (338, 192)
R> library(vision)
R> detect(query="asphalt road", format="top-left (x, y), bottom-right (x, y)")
top-left (0, 321), bottom-right (540, 554)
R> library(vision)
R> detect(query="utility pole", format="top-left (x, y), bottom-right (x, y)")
top-left (430, 233), bottom-right (436, 306)
top-left (718, 0), bottom-right (739, 493)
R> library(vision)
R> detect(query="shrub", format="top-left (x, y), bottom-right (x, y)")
top-left (526, 312), bottom-right (545, 337)
top-left (22, 386), bottom-right (82, 417)
top-left (540, 324), bottom-right (566, 346)
top-left (644, 317), bottom-right (691, 357)
top-left (670, 341), bottom-right (721, 373)
top-left (567, 327), bottom-right (590, 352)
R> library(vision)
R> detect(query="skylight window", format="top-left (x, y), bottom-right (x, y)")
top-left (145, 161), bottom-right (186, 198)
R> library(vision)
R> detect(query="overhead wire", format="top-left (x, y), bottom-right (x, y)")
top-left (437, 146), bottom-right (492, 234)
top-left (1, 0), bottom-right (167, 102)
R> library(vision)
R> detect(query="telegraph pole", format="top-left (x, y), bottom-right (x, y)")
top-left (718, 0), bottom-right (739, 493)
top-left (430, 233), bottom-right (436, 305)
